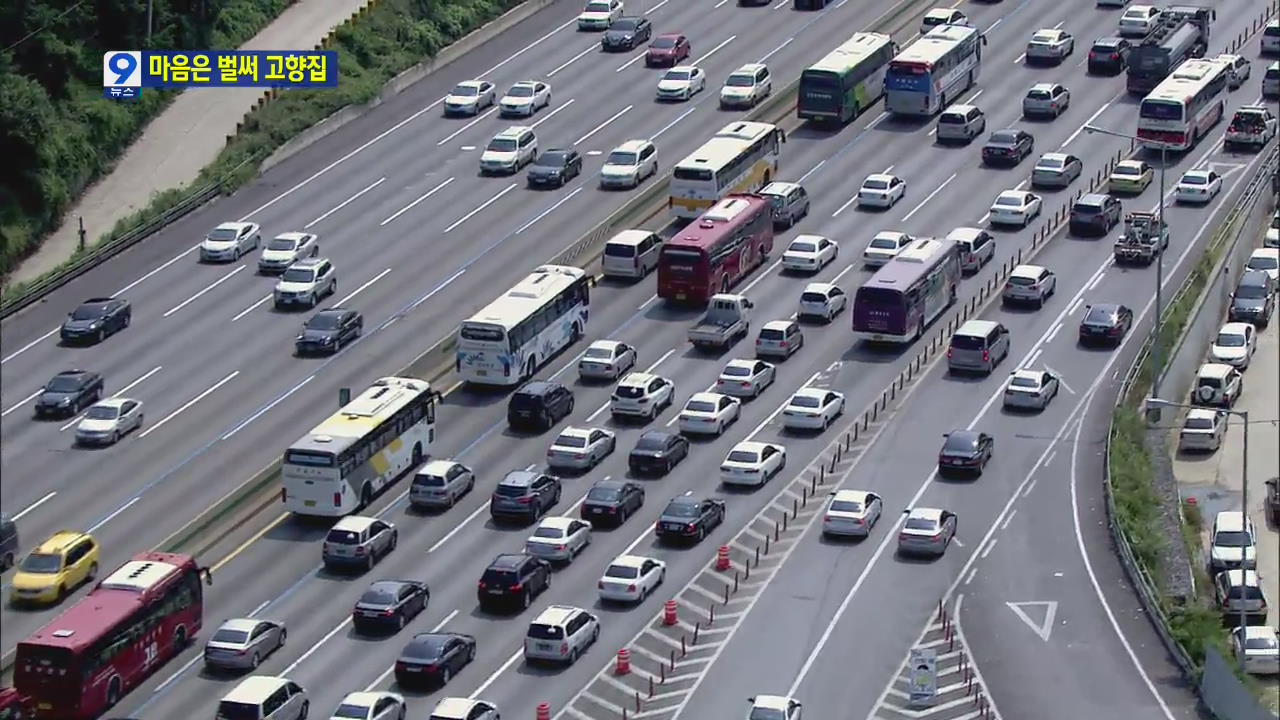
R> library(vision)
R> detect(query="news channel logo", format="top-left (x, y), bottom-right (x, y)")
top-left (102, 50), bottom-right (338, 101)
top-left (102, 50), bottom-right (142, 101)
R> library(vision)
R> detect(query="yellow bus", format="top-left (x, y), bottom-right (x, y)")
top-left (669, 121), bottom-right (786, 220)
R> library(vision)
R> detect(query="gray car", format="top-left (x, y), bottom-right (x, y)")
top-left (204, 618), bottom-right (286, 671)
top-left (897, 508), bottom-right (957, 557)
top-left (322, 515), bottom-right (398, 571)
top-left (1022, 83), bottom-right (1070, 119)
top-left (757, 182), bottom-right (810, 229)
top-left (1030, 152), bottom-right (1083, 189)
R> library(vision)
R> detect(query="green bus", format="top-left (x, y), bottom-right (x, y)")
top-left (798, 32), bottom-right (898, 124)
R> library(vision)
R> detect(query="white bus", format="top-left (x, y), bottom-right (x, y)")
top-left (282, 376), bottom-right (438, 516)
top-left (669, 121), bottom-right (786, 220)
top-left (1137, 58), bottom-right (1229, 151)
top-left (798, 32), bottom-right (898, 124)
top-left (456, 265), bottom-right (592, 386)
top-left (884, 24), bottom-right (983, 117)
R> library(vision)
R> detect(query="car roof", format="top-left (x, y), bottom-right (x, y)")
top-left (613, 139), bottom-right (652, 153)
top-left (947, 429), bottom-right (982, 441)
top-left (1029, 82), bottom-right (1058, 91)
top-left (803, 282), bottom-right (839, 293)
top-left (957, 319), bottom-right (999, 334)
top-left (640, 429), bottom-right (676, 442)
top-left (761, 181), bottom-right (800, 194)
top-left (455, 80), bottom-right (485, 88)
top-left (1038, 152), bottom-right (1069, 162)
top-left (223, 675), bottom-right (289, 703)
top-left (587, 338), bottom-right (627, 350)
top-left (1250, 247), bottom-right (1279, 258)
top-left (724, 358), bottom-right (761, 371)
top-left (369, 579), bottom-right (415, 592)
top-left (273, 231), bottom-right (312, 242)
top-left (1116, 159), bottom-right (1145, 169)
top-left (1219, 322), bottom-right (1252, 335)
top-left (655, 31), bottom-right (683, 39)
top-left (496, 126), bottom-right (534, 138)
top-left (489, 553), bottom-right (532, 569)
top-left (1198, 362), bottom-right (1234, 378)
top-left (53, 369), bottom-right (92, 379)
top-left (730, 440), bottom-right (771, 454)
top-left (619, 372), bottom-right (661, 386)
top-left (733, 62), bottom-right (767, 74)
top-left (432, 698), bottom-right (482, 719)
top-left (610, 554), bottom-right (650, 568)
top-left (510, 80), bottom-right (542, 89)
top-left (1093, 36), bottom-right (1124, 46)
top-left (333, 515), bottom-right (378, 532)
top-left (864, 173), bottom-right (897, 183)
top-left (218, 617), bottom-right (261, 633)
top-left (1077, 193), bottom-right (1109, 205)
top-left (91, 397), bottom-right (135, 410)
top-left (557, 426), bottom-right (595, 439)
top-left (1186, 407), bottom-right (1220, 421)
top-left (907, 507), bottom-right (944, 522)
top-left (832, 489), bottom-right (874, 504)
top-left (289, 257), bottom-right (327, 269)
top-left (338, 691), bottom-right (386, 707)
top-left (1089, 302), bottom-right (1123, 313)
top-left (762, 319), bottom-right (796, 330)
top-left (791, 234), bottom-right (829, 245)
top-left (499, 470), bottom-right (540, 487)
top-left (946, 227), bottom-right (985, 242)
top-left (1221, 569), bottom-right (1260, 586)
top-left (214, 221), bottom-right (255, 233)
top-left (752, 695), bottom-right (794, 711)
top-left (536, 516), bottom-right (578, 532)
top-left (1182, 169), bottom-right (1212, 178)
top-left (791, 387), bottom-right (829, 401)
top-left (997, 189), bottom-right (1030, 200)
top-left (592, 478), bottom-right (628, 491)
top-left (1010, 369), bottom-right (1045, 383)
top-left (689, 391), bottom-right (730, 404)
top-left (605, 229), bottom-right (652, 244)
top-left (1010, 264), bottom-right (1047, 279)
top-left (518, 380), bottom-right (563, 395)
top-left (1033, 28), bottom-right (1063, 36)
top-left (942, 104), bottom-right (977, 114)
top-left (35, 530), bottom-right (92, 554)
top-left (532, 604), bottom-right (585, 626)
top-left (874, 230), bottom-right (909, 241)
top-left (924, 8), bottom-right (954, 17)
top-left (1213, 510), bottom-right (1247, 531)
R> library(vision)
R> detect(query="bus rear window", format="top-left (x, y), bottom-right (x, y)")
top-left (673, 167), bottom-right (713, 182)
top-left (1139, 100), bottom-right (1182, 121)
top-left (286, 450), bottom-right (333, 467)
top-left (661, 249), bottom-right (704, 265)
top-left (855, 287), bottom-right (904, 308)
top-left (16, 645), bottom-right (74, 672)
top-left (460, 324), bottom-right (505, 342)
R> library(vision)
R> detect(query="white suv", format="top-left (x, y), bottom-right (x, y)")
top-left (600, 139), bottom-right (658, 189)
top-left (610, 372), bottom-right (674, 420)
top-left (1209, 511), bottom-right (1257, 571)
top-left (524, 605), bottom-right (599, 665)
top-left (720, 63), bottom-right (771, 109)
top-left (274, 257), bottom-right (336, 309)
top-left (1192, 363), bottom-right (1242, 407)
top-left (481, 126), bottom-right (537, 175)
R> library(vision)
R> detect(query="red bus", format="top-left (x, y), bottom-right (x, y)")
top-left (14, 552), bottom-right (211, 719)
top-left (851, 238), bottom-right (960, 344)
top-left (656, 194), bottom-right (774, 303)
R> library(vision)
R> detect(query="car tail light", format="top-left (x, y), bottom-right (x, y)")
top-left (355, 546), bottom-right (366, 555)
top-left (395, 661), bottom-right (407, 671)
top-left (982, 349), bottom-right (990, 363)
top-left (333, 492), bottom-right (341, 507)
top-left (478, 581), bottom-right (487, 589)
top-left (740, 382), bottom-right (750, 387)
top-left (947, 348), bottom-right (954, 358)
top-left (323, 542), bottom-right (331, 553)
top-left (1110, 52), bottom-right (1120, 60)
top-left (687, 523), bottom-right (696, 532)
top-left (1088, 51), bottom-right (1097, 59)
top-left (628, 584), bottom-right (637, 592)
top-left (556, 545), bottom-right (567, 551)
top-left (655, 521), bottom-right (662, 531)
top-left (561, 643), bottom-right (570, 655)
top-left (607, 507), bottom-right (617, 513)
top-left (512, 583), bottom-right (523, 592)
top-left (383, 609), bottom-right (396, 616)
top-left (899, 533), bottom-right (910, 542)
top-left (932, 533), bottom-right (944, 543)
top-left (518, 496), bottom-right (535, 504)
top-left (425, 664), bottom-right (437, 672)
top-left (780, 341), bottom-right (789, 348)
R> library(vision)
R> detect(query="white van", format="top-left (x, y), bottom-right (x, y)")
top-left (216, 676), bottom-right (308, 720)
top-left (602, 230), bottom-right (662, 279)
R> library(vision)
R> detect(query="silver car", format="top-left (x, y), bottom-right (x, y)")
top-left (897, 508), bottom-right (957, 557)
top-left (1022, 83), bottom-right (1070, 119)
top-left (322, 515), bottom-right (397, 571)
top-left (578, 340), bottom-right (637, 381)
top-left (524, 605), bottom-right (600, 665)
top-left (204, 618), bottom-right (286, 671)
top-left (410, 460), bottom-right (475, 509)
top-left (1025, 28), bottom-right (1074, 63)
top-left (1030, 153), bottom-right (1083, 189)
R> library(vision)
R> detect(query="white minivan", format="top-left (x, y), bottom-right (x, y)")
top-left (216, 676), bottom-right (309, 720)
top-left (602, 230), bottom-right (662, 279)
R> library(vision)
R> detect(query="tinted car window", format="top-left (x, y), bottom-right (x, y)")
top-left (951, 334), bottom-right (985, 350)
top-left (326, 529), bottom-right (359, 544)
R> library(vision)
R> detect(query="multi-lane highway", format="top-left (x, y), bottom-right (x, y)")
top-left (2, 0), bottom-right (1276, 717)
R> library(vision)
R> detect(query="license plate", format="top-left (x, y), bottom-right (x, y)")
top-left (664, 523), bottom-right (682, 530)
top-left (476, 370), bottom-right (487, 376)
top-left (676, 293), bottom-right (686, 300)
top-left (590, 507), bottom-right (604, 514)
top-left (402, 666), bottom-right (421, 672)
top-left (538, 642), bottom-right (556, 651)
top-left (362, 610), bottom-right (381, 617)
top-left (304, 500), bottom-right (316, 507)
top-left (488, 588), bottom-right (504, 594)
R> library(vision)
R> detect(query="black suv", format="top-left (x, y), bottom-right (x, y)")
top-left (981, 129), bottom-right (1034, 167)
top-left (1087, 37), bottom-right (1130, 75)
top-left (527, 149), bottom-right (583, 188)
top-left (34, 370), bottom-right (104, 418)
top-left (489, 470), bottom-right (562, 523)
top-left (507, 381), bottom-right (574, 432)
top-left (1229, 270), bottom-right (1274, 327)
top-left (1069, 194), bottom-right (1122, 236)
top-left (60, 296), bottom-right (131, 344)
top-left (295, 307), bottom-right (363, 355)
top-left (477, 553), bottom-right (552, 611)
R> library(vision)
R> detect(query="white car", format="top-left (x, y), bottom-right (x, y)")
top-left (1210, 511), bottom-right (1257, 570)
top-left (1026, 29), bottom-right (1074, 62)
top-left (611, 372), bottom-right (675, 420)
top-left (546, 426), bottom-right (617, 470)
top-left (1175, 169), bottom-right (1221, 204)
top-left (921, 7), bottom-right (967, 33)
top-left (200, 221), bottom-right (260, 262)
top-left (720, 441), bottom-right (786, 487)
top-left (863, 231), bottom-right (914, 267)
top-left (577, 0), bottom-right (622, 30)
top-left (1002, 369), bottom-right (1060, 411)
top-left (1209, 322), bottom-right (1256, 368)
top-left (430, 700), bottom-right (499, 720)
top-left (1118, 5), bottom-right (1161, 37)
top-left (1216, 54), bottom-right (1252, 89)
top-left (857, 173), bottom-right (906, 209)
top-left (756, 319), bottom-right (803, 359)
top-left (1245, 248), bottom-right (1279, 283)
top-left (599, 554), bottom-right (666, 603)
top-left (443, 79), bottom-right (496, 116)
top-left (716, 358), bottom-right (776, 398)
top-left (720, 63), bottom-right (771, 109)
top-left (798, 282), bottom-right (847, 322)
top-left (678, 392), bottom-right (741, 436)
top-left (525, 516), bottom-right (592, 562)
top-left (274, 257), bottom-right (336, 309)
top-left (781, 235), bottom-right (838, 272)
top-left (601, 139), bottom-right (658, 189)
top-left (1178, 408), bottom-right (1226, 453)
top-left (499, 80), bottom-right (551, 117)
top-left (74, 397), bottom-right (143, 446)
top-left (898, 507), bottom-right (957, 557)
top-left (656, 65), bottom-right (706, 101)
top-left (747, 696), bottom-right (803, 720)
top-left (782, 388), bottom-right (845, 431)
top-left (481, 126), bottom-right (537, 174)
top-left (822, 489), bottom-right (882, 538)
top-left (1266, 211), bottom-right (1278, 248)
top-left (331, 692), bottom-right (407, 720)
top-left (1002, 264), bottom-right (1057, 307)
top-left (579, 340), bottom-right (637, 381)
top-left (989, 190), bottom-right (1042, 228)
top-left (257, 232), bottom-right (318, 274)
top-left (1232, 626), bottom-right (1280, 676)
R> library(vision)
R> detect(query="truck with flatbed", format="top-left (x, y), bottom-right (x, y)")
top-left (688, 293), bottom-right (753, 351)
top-left (1113, 211), bottom-right (1169, 265)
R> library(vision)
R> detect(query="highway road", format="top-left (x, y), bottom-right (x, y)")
top-left (60, 0), bottom-right (1272, 718)
top-left (0, 0), bottom-right (944, 651)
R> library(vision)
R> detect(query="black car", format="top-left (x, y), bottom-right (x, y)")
top-left (1078, 303), bottom-right (1134, 346)
top-left (1228, 270), bottom-right (1274, 327)
top-left (602, 17), bottom-right (652, 51)
top-left (1087, 37), bottom-right (1130, 75)
top-left (395, 631), bottom-right (477, 687)
top-left (34, 370), bottom-right (104, 418)
top-left (580, 479), bottom-right (645, 527)
top-left (1069, 193), bottom-right (1123, 236)
top-left (628, 430), bottom-right (690, 476)
top-left (477, 553), bottom-right (552, 611)
top-left (655, 496), bottom-right (725, 543)
top-left (60, 297), bottom-right (131, 344)
top-left (351, 579), bottom-right (429, 633)
top-left (527, 149), bottom-right (583, 188)
top-left (981, 129), bottom-right (1034, 167)
top-left (938, 431), bottom-right (994, 475)
top-left (295, 307), bottom-right (363, 355)
top-left (508, 381), bottom-right (575, 432)
top-left (489, 470), bottom-right (561, 523)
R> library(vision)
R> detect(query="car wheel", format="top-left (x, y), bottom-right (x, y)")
top-left (109, 431), bottom-right (118, 445)
top-left (251, 652), bottom-right (260, 669)
top-left (398, 614), bottom-right (406, 630)
top-left (696, 526), bottom-right (705, 542)
top-left (522, 591), bottom-right (532, 609)
top-left (278, 629), bottom-right (287, 648)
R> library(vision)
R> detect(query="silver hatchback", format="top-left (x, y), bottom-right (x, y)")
top-left (204, 618), bottom-right (286, 671)
top-left (322, 515), bottom-right (397, 571)
top-left (410, 460), bottom-right (475, 510)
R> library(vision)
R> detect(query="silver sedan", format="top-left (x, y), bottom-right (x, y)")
top-left (204, 618), bottom-right (286, 671)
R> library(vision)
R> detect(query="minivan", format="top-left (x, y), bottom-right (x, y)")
top-left (216, 675), bottom-right (309, 720)
top-left (947, 320), bottom-right (1010, 375)
top-left (602, 230), bottom-right (662, 279)
top-left (946, 227), bottom-right (995, 273)
top-left (936, 105), bottom-right (986, 143)
top-left (523, 605), bottom-right (600, 665)
top-left (757, 182), bottom-right (810, 228)
top-left (507, 381), bottom-right (575, 432)
top-left (0, 513), bottom-right (16, 572)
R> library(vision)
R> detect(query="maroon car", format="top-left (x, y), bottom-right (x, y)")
top-left (646, 33), bottom-right (691, 67)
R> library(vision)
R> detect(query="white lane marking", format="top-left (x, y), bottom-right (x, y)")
top-left (482, 16), bottom-right (579, 76)
top-left (772, 0), bottom-right (788, 8)
top-left (746, 371), bottom-right (820, 440)
top-left (116, 245), bottom-right (202, 296)
top-left (12, 491), bottom-right (57, 521)
top-left (470, 648), bottom-right (523, 699)
top-left (981, 537), bottom-right (998, 558)
top-left (444, 183), bottom-right (517, 233)
top-left (59, 364), bottom-right (163, 431)
top-left (586, 347), bottom-right (675, 422)
top-left (1061, 102), bottom-right (1112, 149)
top-left (1025, 348), bottom-right (1043, 368)
top-left (651, 106), bottom-right (698, 141)
top-left (248, 600), bottom-right (271, 617)
top-left (638, 294), bottom-right (658, 310)
top-left (1015, 52), bottom-right (1026, 64)
top-left (829, 263), bottom-right (857, 286)
top-left (405, 267), bottom-right (467, 313)
top-left (438, 107), bottom-right (499, 147)
top-left (428, 503), bottom-right (490, 553)
top-left (714, 0), bottom-right (729, 7)
top-left (87, 496), bottom-right (140, 533)
top-left (162, 265), bottom-right (245, 318)
top-left (549, 44), bottom-right (597, 77)
top-left (741, 258), bottom-right (784, 294)
top-left (1001, 508), bottom-right (1017, 530)
top-left (575, 105), bottom-right (633, 146)
top-left (0, 328), bottom-right (59, 365)
top-left (231, 294), bottom-right (272, 322)
top-left (153, 654), bottom-right (202, 694)
top-left (380, 177), bottom-right (457, 226)
top-left (336, 268), bottom-right (392, 306)
top-left (517, 188), bottom-right (584, 234)
top-left (1044, 323), bottom-right (1062, 343)
top-left (221, 376), bottom-right (314, 440)
top-left (531, 99), bottom-right (576, 128)
top-left (645, 0), bottom-right (670, 12)
top-left (1044, 365), bottom-right (1074, 394)
top-left (564, 490), bottom-right (592, 517)
top-left (1068, 297), bottom-right (1084, 315)
top-left (883, 165), bottom-right (895, 174)
top-left (951, 537), bottom-right (963, 547)
top-left (1, 389), bottom-right (43, 418)
top-left (138, 370), bottom-right (240, 438)
top-left (305, 177), bottom-right (386, 229)
top-left (902, 173), bottom-right (957, 222)
top-left (1086, 270), bottom-right (1106, 290)
top-left (832, 191), bottom-right (860, 218)
top-left (760, 37), bottom-right (793, 62)
top-left (695, 35), bottom-right (736, 65)
top-left (280, 617), bottom-right (352, 676)
top-left (616, 54), bottom-right (646, 73)
top-left (363, 608), bottom-right (461, 692)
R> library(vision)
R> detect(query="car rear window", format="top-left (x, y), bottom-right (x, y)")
top-left (494, 485), bottom-right (529, 498)
top-left (950, 334), bottom-right (985, 350)
top-left (830, 500), bottom-right (863, 513)
top-left (555, 435), bottom-right (588, 448)
top-left (759, 328), bottom-right (785, 340)
top-left (217, 702), bottom-right (261, 720)
top-left (904, 518), bottom-right (937, 531)
top-left (636, 435), bottom-right (669, 451)
top-left (1008, 275), bottom-right (1036, 286)
top-left (414, 473), bottom-right (446, 487)
top-left (326, 529), bottom-right (359, 544)
top-left (1245, 636), bottom-right (1278, 650)
top-left (938, 113), bottom-right (966, 124)
top-left (510, 392), bottom-right (543, 409)
top-left (527, 623), bottom-right (565, 640)
top-left (605, 243), bottom-right (637, 257)
top-left (605, 564), bottom-right (640, 579)
top-left (800, 292), bottom-right (828, 304)
top-left (1184, 416), bottom-right (1215, 430)
top-left (481, 568), bottom-right (518, 584)
top-left (615, 386), bottom-right (645, 399)
top-left (587, 487), bottom-right (621, 502)
top-left (211, 629), bottom-right (249, 644)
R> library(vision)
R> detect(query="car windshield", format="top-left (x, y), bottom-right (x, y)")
top-left (607, 151), bottom-right (639, 165)
top-left (1182, 175), bottom-right (1208, 185)
top-left (664, 502), bottom-right (699, 517)
top-left (1215, 531), bottom-right (1252, 547)
top-left (1247, 256), bottom-right (1278, 270)
top-left (615, 385), bottom-right (645, 399)
top-left (537, 151), bottom-right (570, 166)
top-left (863, 178), bottom-right (890, 190)
top-left (584, 346), bottom-right (614, 359)
top-left (489, 138), bottom-right (518, 152)
top-left (722, 365), bottom-right (751, 378)
top-left (1245, 636), bottom-right (1278, 650)
top-left (636, 435), bottom-right (669, 451)
top-left (588, 487), bottom-right (621, 502)
top-left (651, 36), bottom-right (677, 48)
top-left (685, 400), bottom-right (716, 413)
top-left (1236, 284), bottom-right (1266, 299)
top-left (452, 84), bottom-right (479, 96)
top-left (360, 588), bottom-right (397, 605)
top-left (1010, 376), bottom-right (1039, 388)
top-left (1037, 158), bottom-right (1064, 170)
top-left (870, 237), bottom-right (900, 249)
top-left (494, 484), bottom-right (529, 498)
top-left (207, 228), bottom-right (238, 241)
top-left (532, 527), bottom-right (564, 539)
top-left (789, 241), bottom-right (818, 253)
top-left (725, 73), bottom-right (754, 87)
top-left (586, 0), bottom-right (611, 10)
top-left (995, 195), bottom-right (1023, 207)
top-left (555, 434), bottom-right (588, 448)
top-left (45, 377), bottom-right (84, 392)
top-left (508, 85), bottom-right (535, 97)
top-left (1093, 40), bottom-right (1119, 51)
top-left (943, 435), bottom-right (978, 452)
top-left (19, 553), bottom-right (61, 573)
top-left (727, 450), bottom-right (760, 463)
top-left (605, 564), bottom-right (640, 579)
top-left (281, 267), bottom-right (315, 283)
top-left (1215, 332), bottom-right (1245, 347)
top-left (333, 705), bottom-right (371, 720)
top-left (990, 131), bottom-right (1019, 144)
top-left (1008, 275), bottom-right (1036, 286)
top-left (70, 305), bottom-right (106, 320)
top-left (790, 395), bottom-right (821, 409)
top-left (211, 627), bottom-right (252, 645)
top-left (749, 708), bottom-right (786, 720)
top-left (1184, 416), bottom-right (1216, 430)
top-left (307, 313), bottom-right (343, 330)
top-left (664, 69), bottom-right (692, 81)
top-left (85, 405), bottom-right (120, 419)
top-left (904, 518), bottom-right (938, 531)
top-left (611, 19), bottom-right (638, 31)
top-left (830, 499), bottom-right (863, 513)
top-left (1074, 201), bottom-right (1103, 214)
top-left (1027, 89), bottom-right (1050, 99)
top-left (267, 237), bottom-right (299, 251)
top-left (326, 529), bottom-right (359, 544)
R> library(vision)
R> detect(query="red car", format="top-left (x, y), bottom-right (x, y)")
top-left (0, 688), bottom-right (35, 720)
top-left (646, 33), bottom-right (691, 67)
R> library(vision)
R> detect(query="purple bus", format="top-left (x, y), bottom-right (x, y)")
top-left (852, 238), bottom-right (960, 344)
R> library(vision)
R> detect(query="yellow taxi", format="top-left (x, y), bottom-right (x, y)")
top-left (9, 531), bottom-right (100, 605)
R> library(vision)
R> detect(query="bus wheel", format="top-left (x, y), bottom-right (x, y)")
top-left (915, 320), bottom-right (924, 341)
top-left (360, 484), bottom-right (373, 510)
top-left (525, 357), bottom-right (537, 381)
top-left (175, 625), bottom-right (188, 649)
top-left (107, 678), bottom-right (122, 707)
top-left (572, 323), bottom-right (582, 343)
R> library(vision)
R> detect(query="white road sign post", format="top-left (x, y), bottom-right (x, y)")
top-left (908, 647), bottom-right (938, 707)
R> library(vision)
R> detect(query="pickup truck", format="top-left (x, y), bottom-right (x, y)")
top-left (1113, 211), bottom-right (1168, 265)
top-left (1224, 105), bottom-right (1278, 152)
top-left (688, 293), bottom-right (753, 351)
